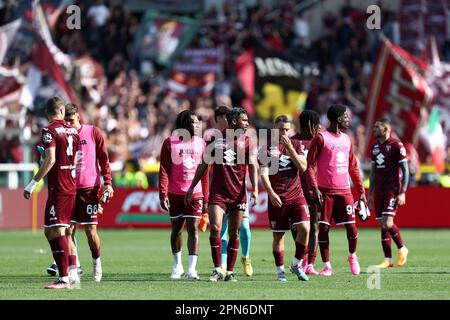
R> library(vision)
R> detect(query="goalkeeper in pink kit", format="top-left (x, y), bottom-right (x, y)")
top-left (306, 105), bottom-right (366, 276)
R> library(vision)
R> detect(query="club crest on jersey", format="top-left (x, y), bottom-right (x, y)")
top-left (42, 132), bottom-right (53, 144)
top-left (386, 145), bottom-right (391, 152)
top-left (237, 140), bottom-right (245, 149)
top-left (269, 146), bottom-right (280, 157)
top-left (372, 146), bottom-right (380, 155)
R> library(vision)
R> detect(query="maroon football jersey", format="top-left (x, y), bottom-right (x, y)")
top-left (41, 119), bottom-right (80, 195)
top-left (264, 138), bottom-right (305, 204)
top-left (371, 137), bottom-right (407, 195)
top-left (208, 131), bottom-right (254, 201)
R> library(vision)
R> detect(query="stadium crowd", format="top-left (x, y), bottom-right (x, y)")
top-left (0, 0), bottom-right (449, 186)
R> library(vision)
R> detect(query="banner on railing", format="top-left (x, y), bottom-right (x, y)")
top-left (1, 187), bottom-right (449, 229)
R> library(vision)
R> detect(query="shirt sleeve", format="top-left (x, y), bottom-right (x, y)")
top-left (41, 128), bottom-right (56, 149)
top-left (93, 126), bottom-right (112, 185)
top-left (348, 143), bottom-right (365, 195)
top-left (158, 138), bottom-right (171, 199)
top-left (306, 134), bottom-right (324, 189)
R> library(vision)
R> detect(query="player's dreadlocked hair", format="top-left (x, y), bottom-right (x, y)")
top-left (226, 107), bottom-right (247, 127)
top-left (299, 110), bottom-right (320, 140)
top-left (176, 109), bottom-right (197, 136)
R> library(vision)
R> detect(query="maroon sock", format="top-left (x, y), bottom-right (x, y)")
top-left (345, 224), bottom-right (358, 254)
top-left (49, 236), bottom-right (69, 277)
top-left (381, 229), bottom-right (392, 258)
top-left (318, 224), bottom-right (330, 262)
top-left (209, 236), bottom-right (222, 268)
top-left (68, 255), bottom-right (77, 267)
top-left (91, 247), bottom-right (100, 259)
top-left (307, 251), bottom-right (317, 265)
top-left (273, 250), bottom-right (284, 267)
top-left (226, 238), bottom-right (240, 271)
top-left (294, 242), bottom-right (307, 260)
top-left (388, 224), bottom-right (404, 248)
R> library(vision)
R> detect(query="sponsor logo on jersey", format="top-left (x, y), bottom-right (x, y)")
top-left (336, 151), bottom-right (346, 164)
top-left (376, 153), bottom-right (385, 166)
top-left (183, 157), bottom-right (196, 170)
top-left (224, 149), bottom-right (236, 165)
top-left (278, 155), bottom-right (291, 170)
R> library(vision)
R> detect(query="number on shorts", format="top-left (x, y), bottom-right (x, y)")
top-left (346, 205), bottom-right (353, 215)
top-left (50, 205), bottom-right (56, 216)
top-left (66, 135), bottom-right (74, 156)
top-left (86, 204), bottom-right (98, 215)
top-left (237, 203), bottom-right (247, 210)
top-left (303, 204), bottom-right (310, 217)
top-left (388, 198), bottom-right (396, 209)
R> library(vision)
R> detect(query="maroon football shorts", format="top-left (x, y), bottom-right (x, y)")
top-left (169, 195), bottom-right (203, 219)
top-left (208, 193), bottom-right (247, 215)
top-left (44, 193), bottom-right (76, 227)
top-left (72, 186), bottom-right (101, 225)
top-left (375, 192), bottom-right (398, 220)
top-left (268, 197), bottom-right (310, 232)
top-left (318, 192), bottom-right (355, 226)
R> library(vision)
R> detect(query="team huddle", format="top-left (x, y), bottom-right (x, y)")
top-left (23, 97), bottom-right (409, 288)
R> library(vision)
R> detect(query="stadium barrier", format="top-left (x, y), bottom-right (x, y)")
top-left (1, 187), bottom-right (449, 229)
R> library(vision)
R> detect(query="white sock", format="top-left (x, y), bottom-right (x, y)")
top-left (348, 252), bottom-right (356, 258)
top-left (292, 257), bottom-right (301, 267)
top-left (73, 236), bottom-right (81, 267)
top-left (188, 255), bottom-right (198, 272)
top-left (242, 255), bottom-right (249, 259)
top-left (385, 257), bottom-right (392, 262)
top-left (226, 270), bottom-right (233, 276)
top-left (93, 257), bottom-right (101, 264)
top-left (60, 276), bottom-right (69, 283)
top-left (324, 261), bottom-right (331, 268)
top-left (173, 251), bottom-right (182, 267)
top-left (276, 265), bottom-right (285, 273)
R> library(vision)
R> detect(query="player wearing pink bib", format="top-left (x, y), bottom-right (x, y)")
top-left (63, 104), bottom-right (113, 284)
top-left (306, 105), bottom-right (366, 276)
top-left (368, 118), bottom-right (409, 268)
top-left (159, 110), bottom-right (209, 280)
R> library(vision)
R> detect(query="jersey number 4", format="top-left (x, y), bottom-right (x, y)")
top-left (66, 136), bottom-right (74, 156)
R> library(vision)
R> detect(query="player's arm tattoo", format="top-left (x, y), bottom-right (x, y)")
top-left (399, 161), bottom-right (409, 193)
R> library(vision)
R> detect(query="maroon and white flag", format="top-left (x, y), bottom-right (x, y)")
top-left (0, 19), bottom-right (22, 65)
top-left (365, 37), bottom-right (434, 158)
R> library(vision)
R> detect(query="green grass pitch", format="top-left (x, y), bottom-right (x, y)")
top-left (0, 228), bottom-right (449, 300)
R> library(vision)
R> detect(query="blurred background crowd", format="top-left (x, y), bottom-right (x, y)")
top-left (1, 0), bottom-right (450, 188)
